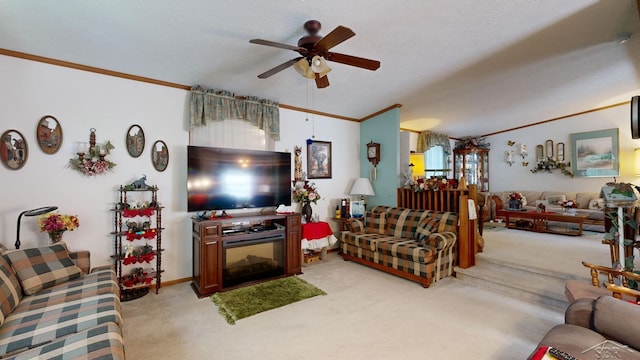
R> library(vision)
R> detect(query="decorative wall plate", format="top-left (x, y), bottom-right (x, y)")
top-left (1, 129), bottom-right (28, 170)
top-left (36, 115), bottom-right (63, 154)
top-left (126, 124), bottom-right (145, 158)
top-left (151, 140), bottom-right (169, 172)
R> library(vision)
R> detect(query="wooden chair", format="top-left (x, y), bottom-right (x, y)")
top-left (565, 261), bottom-right (640, 303)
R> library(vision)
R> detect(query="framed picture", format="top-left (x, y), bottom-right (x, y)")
top-left (126, 124), bottom-right (145, 158)
top-left (36, 115), bottom-right (62, 154)
top-left (151, 140), bottom-right (169, 172)
top-left (1, 129), bottom-right (28, 170)
top-left (570, 128), bottom-right (619, 177)
top-left (307, 140), bottom-right (331, 179)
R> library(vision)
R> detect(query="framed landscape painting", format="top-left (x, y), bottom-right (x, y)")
top-left (570, 128), bottom-right (619, 177)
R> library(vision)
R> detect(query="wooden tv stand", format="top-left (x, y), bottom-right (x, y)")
top-left (191, 212), bottom-right (301, 297)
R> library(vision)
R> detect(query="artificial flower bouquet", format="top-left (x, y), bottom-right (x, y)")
top-left (292, 181), bottom-right (321, 204)
top-left (38, 212), bottom-right (80, 233)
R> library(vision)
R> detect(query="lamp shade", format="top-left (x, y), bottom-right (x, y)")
top-left (350, 177), bottom-right (375, 196)
top-left (310, 55), bottom-right (331, 78)
top-left (293, 58), bottom-right (315, 79)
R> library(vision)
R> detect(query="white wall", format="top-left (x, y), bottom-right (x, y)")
top-left (0, 54), bottom-right (361, 282)
top-left (486, 102), bottom-right (639, 193)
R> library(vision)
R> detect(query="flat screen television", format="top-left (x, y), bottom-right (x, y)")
top-left (187, 146), bottom-right (292, 212)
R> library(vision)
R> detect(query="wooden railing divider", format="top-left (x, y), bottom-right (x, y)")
top-left (397, 185), bottom-right (477, 268)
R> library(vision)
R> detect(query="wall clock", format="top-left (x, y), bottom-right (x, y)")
top-left (366, 141), bottom-right (380, 167)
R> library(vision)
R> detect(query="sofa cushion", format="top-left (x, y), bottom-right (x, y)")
top-left (16, 269), bottom-right (118, 312)
top-left (576, 192), bottom-right (600, 209)
top-left (376, 238), bottom-right (434, 263)
top-left (414, 217), bottom-right (434, 244)
top-left (588, 198), bottom-right (605, 210)
top-left (0, 291), bottom-right (122, 356)
top-left (5, 243), bottom-right (82, 296)
top-left (2, 322), bottom-right (125, 360)
top-left (0, 256), bottom-right (22, 326)
top-left (365, 212), bottom-right (386, 235)
top-left (385, 208), bottom-right (430, 239)
top-left (341, 232), bottom-right (393, 251)
top-left (545, 194), bottom-right (567, 206)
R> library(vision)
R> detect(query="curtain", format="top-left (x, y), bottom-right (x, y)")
top-left (416, 131), bottom-right (451, 154)
top-left (189, 85), bottom-right (280, 141)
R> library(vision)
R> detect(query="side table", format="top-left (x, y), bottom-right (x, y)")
top-left (331, 217), bottom-right (350, 232)
top-left (301, 221), bottom-right (337, 263)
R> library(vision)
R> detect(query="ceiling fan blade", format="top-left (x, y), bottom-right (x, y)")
top-left (250, 39), bottom-right (308, 54)
top-left (314, 26), bottom-right (355, 52)
top-left (257, 57), bottom-right (303, 79)
top-left (315, 73), bottom-right (329, 88)
top-left (325, 52), bottom-right (380, 71)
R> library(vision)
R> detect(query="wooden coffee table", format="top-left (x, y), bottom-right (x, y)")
top-left (504, 210), bottom-right (589, 236)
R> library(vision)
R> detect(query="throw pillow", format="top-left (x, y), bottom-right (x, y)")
top-left (588, 198), bottom-right (605, 210)
top-left (414, 217), bottom-right (434, 245)
top-left (0, 256), bottom-right (22, 326)
top-left (365, 212), bottom-right (386, 235)
top-left (5, 242), bottom-right (82, 296)
top-left (545, 194), bottom-right (566, 206)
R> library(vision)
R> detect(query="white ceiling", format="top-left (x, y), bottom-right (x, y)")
top-left (1, 0), bottom-right (639, 138)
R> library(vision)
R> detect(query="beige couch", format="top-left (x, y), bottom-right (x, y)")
top-left (490, 190), bottom-right (605, 232)
top-left (529, 296), bottom-right (640, 359)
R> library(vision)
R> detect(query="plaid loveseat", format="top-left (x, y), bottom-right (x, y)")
top-left (0, 242), bottom-right (124, 359)
top-left (341, 206), bottom-right (458, 287)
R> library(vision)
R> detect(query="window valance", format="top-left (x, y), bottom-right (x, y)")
top-left (189, 85), bottom-right (281, 141)
top-left (416, 131), bottom-right (451, 154)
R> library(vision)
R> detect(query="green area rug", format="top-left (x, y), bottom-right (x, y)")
top-left (211, 276), bottom-right (326, 325)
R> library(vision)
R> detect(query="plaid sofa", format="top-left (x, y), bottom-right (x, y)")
top-left (0, 242), bottom-right (124, 359)
top-left (341, 206), bottom-right (458, 287)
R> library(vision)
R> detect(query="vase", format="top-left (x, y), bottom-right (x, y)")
top-left (508, 199), bottom-right (522, 210)
top-left (48, 230), bottom-right (65, 243)
top-left (301, 202), bottom-right (312, 223)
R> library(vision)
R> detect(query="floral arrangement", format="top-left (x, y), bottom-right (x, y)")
top-left (561, 200), bottom-right (577, 209)
top-left (405, 177), bottom-right (452, 192)
top-left (292, 181), bottom-right (321, 204)
top-left (38, 212), bottom-right (80, 233)
top-left (68, 140), bottom-right (117, 176)
top-left (509, 192), bottom-right (524, 201)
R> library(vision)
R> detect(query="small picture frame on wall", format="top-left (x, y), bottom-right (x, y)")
top-left (570, 128), bottom-right (619, 177)
top-left (126, 124), bottom-right (145, 158)
top-left (36, 115), bottom-right (63, 154)
top-left (307, 140), bottom-right (331, 179)
top-left (1, 129), bottom-right (28, 170)
top-left (151, 140), bottom-right (169, 172)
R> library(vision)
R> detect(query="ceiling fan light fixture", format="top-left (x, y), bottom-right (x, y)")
top-left (311, 55), bottom-right (331, 78)
top-left (293, 58), bottom-right (315, 79)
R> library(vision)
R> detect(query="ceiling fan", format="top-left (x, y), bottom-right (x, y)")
top-left (249, 20), bottom-right (380, 88)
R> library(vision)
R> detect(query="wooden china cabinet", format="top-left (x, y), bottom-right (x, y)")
top-left (453, 148), bottom-right (490, 192)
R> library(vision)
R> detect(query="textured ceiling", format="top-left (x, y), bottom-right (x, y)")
top-left (0, 0), bottom-right (639, 137)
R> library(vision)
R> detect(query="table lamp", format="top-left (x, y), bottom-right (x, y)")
top-left (350, 177), bottom-right (375, 211)
top-left (16, 206), bottom-right (58, 249)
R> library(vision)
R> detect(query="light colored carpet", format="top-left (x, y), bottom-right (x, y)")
top-left (122, 229), bottom-right (594, 360)
top-left (479, 227), bottom-right (613, 278)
